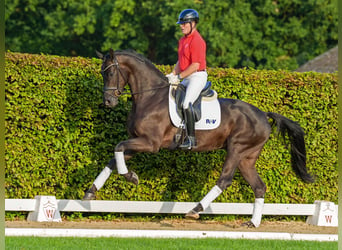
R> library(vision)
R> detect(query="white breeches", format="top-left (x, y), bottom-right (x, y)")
top-left (181, 71), bottom-right (208, 109)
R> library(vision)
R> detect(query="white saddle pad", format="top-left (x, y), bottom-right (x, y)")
top-left (168, 85), bottom-right (221, 130)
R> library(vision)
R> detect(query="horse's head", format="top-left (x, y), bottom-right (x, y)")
top-left (98, 49), bottom-right (127, 108)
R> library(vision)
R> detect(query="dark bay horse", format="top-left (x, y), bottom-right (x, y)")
top-left (83, 49), bottom-right (313, 228)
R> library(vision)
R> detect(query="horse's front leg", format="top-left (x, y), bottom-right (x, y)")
top-left (83, 152), bottom-right (138, 200)
top-left (114, 151), bottom-right (139, 185)
top-left (114, 135), bottom-right (159, 182)
top-left (83, 137), bottom-right (156, 200)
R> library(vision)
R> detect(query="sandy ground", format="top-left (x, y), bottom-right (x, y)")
top-left (6, 219), bottom-right (337, 235)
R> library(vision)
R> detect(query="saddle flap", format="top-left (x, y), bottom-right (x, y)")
top-left (169, 85), bottom-right (221, 130)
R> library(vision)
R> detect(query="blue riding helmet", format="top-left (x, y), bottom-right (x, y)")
top-left (177, 9), bottom-right (199, 24)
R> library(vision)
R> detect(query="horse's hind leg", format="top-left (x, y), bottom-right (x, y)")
top-left (185, 152), bottom-right (240, 219)
top-left (238, 151), bottom-right (267, 228)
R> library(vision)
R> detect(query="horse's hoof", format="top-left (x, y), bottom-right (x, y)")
top-left (124, 171), bottom-right (139, 185)
top-left (83, 190), bottom-right (96, 200)
top-left (185, 209), bottom-right (200, 220)
top-left (241, 221), bottom-right (256, 228)
top-left (82, 184), bottom-right (97, 200)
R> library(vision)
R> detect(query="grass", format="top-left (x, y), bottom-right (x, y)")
top-left (5, 237), bottom-right (337, 250)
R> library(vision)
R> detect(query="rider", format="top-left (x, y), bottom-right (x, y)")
top-left (166, 9), bottom-right (207, 150)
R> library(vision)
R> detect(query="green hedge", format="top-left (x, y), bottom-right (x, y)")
top-left (5, 52), bottom-right (337, 206)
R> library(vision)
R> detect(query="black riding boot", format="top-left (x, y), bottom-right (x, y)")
top-left (179, 103), bottom-right (196, 150)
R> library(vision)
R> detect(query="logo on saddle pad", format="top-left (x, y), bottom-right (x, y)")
top-left (169, 82), bottom-right (221, 130)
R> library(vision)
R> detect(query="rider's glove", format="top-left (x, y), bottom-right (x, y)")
top-left (166, 73), bottom-right (180, 85)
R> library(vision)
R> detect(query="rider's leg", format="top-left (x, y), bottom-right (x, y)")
top-left (179, 71), bottom-right (207, 149)
top-left (179, 102), bottom-right (196, 149)
top-left (182, 71), bottom-right (207, 109)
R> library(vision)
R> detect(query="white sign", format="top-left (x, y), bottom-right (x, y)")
top-left (306, 200), bottom-right (338, 227)
top-left (27, 196), bottom-right (61, 222)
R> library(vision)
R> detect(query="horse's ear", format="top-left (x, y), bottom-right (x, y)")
top-left (96, 50), bottom-right (103, 59)
top-left (109, 48), bottom-right (115, 60)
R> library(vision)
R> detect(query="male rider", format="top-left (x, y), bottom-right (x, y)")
top-left (166, 9), bottom-right (207, 150)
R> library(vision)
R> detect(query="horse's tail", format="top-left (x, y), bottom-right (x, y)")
top-left (266, 112), bottom-right (314, 183)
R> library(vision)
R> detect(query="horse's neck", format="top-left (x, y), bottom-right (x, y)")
top-left (129, 77), bottom-right (168, 105)
top-left (128, 74), bottom-right (169, 115)
top-left (118, 53), bottom-right (169, 107)
top-left (123, 63), bottom-right (167, 98)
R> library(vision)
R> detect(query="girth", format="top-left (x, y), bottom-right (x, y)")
top-left (172, 81), bottom-right (215, 122)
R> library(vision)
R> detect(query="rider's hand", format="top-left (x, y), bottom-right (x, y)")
top-left (166, 73), bottom-right (180, 85)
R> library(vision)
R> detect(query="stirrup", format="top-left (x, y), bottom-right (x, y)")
top-left (179, 136), bottom-right (196, 150)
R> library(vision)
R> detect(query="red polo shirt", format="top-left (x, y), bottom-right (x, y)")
top-left (178, 30), bottom-right (206, 72)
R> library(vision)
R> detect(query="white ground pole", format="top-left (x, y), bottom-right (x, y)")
top-left (5, 228), bottom-right (337, 241)
top-left (93, 152), bottom-right (128, 190)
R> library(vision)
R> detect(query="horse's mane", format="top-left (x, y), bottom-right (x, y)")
top-left (114, 49), bottom-right (167, 79)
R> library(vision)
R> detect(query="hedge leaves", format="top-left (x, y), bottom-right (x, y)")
top-left (5, 52), bottom-right (337, 206)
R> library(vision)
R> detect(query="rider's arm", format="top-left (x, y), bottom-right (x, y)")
top-left (173, 61), bottom-right (181, 75)
top-left (178, 62), bottom-right (200, 79)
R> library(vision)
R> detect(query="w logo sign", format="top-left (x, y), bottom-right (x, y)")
top-left (325, 215), bottom-right (333, 223)
top-left (43, 200), bottom-right (56, 221)
top-left (27, 196), bottom-right (62, 222)
top-left (307, 201), bottom-right (337, 227)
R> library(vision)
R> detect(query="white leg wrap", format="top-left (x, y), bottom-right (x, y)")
top-left (93, 166), bottom-right (112, 190)
top-left (199, 185), bottom-right (223, 210)
top-left (115, 151), bottom-right (128, 175)
top-left (250, 198), bottom-right (264, 228)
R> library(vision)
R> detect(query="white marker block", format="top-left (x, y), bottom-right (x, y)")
top-left (27, 196), bottom-right (62, 222)
top-left (306, 200), bottom-right (338, 227)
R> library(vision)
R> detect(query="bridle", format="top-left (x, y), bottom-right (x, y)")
top-left (102, 55), bottom-right (170, 98)
top-left (102, 56), bottom-right (128, 98)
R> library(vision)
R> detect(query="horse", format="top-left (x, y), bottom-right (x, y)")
top-left (83, 48), bottom-right (314, 228)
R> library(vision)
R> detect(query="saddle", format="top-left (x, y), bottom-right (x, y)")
top-left (168, 81), bottom-right (221, 149)
top-left (171, 81), bottom-right (215, 121)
